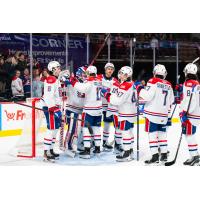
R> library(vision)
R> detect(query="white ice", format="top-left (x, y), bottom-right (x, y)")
top-left (1, 114), bottom-right (199, 166)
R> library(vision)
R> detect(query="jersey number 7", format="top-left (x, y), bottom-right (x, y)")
top-left (162, 90), bottom-right (168, 106)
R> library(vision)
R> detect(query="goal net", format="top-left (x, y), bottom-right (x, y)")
top-left (10, 98), bottom-right (45, 158)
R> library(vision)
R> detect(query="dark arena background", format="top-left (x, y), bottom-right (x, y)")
top-left (0, 33), bottom-right (200, 99)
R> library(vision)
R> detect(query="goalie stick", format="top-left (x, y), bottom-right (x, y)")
top-left (165, 86), bottom-right (195, 166)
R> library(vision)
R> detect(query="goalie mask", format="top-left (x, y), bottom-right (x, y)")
top-left (76, 66), bottom-right (87, 81)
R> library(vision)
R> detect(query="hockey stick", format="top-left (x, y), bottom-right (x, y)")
top-left (165, 86), bottom-right (195, 166)
top-left (89, 33), bottom-right (110, 66)
top-left (170, 103), bottom-right (177, 120)
top-left (192, 57), bottom-right (200, 64)
top-left (132, 38), bottom-right (140, 161)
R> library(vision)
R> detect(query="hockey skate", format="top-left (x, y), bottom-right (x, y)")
top-left (103, 141), bottom-right (113, 152)
top-left (65, 149), bottom-right (76, 158)
top-left (158, 147), bottom-right (170, 155)
top-left (160, 153), bottom-right (168, 163)
top-left (93, 146), bottom-right (101, 157)
top-left (116, 150), bottom-right (131, 162)
top-left (43, 150), bottom-right (55, 163)
top-left (50, 149), bottom-right (60, 160)
top-left (183, 156), bottom-right (199, 166)
top-left (145, 153), bottom-right (159, 165)
top-left (79, 147), bottom-right (91, 159)
top-left (114, 142), bottom-right (123, 154)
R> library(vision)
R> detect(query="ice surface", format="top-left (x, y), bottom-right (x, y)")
top-left (0, 120), bottom-right (198, 166)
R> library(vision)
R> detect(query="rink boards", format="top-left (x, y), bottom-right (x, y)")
top-left (0, 102), bottom-right (180, 138)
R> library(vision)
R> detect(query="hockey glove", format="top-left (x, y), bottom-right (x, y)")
top-left (166, 117), bottom-right (172, 126)
top-left (175, 84), bottom-right (183, 93)
top-left (134, 81), bottom-right (144, 94)
top-left (49, 106), bottom-right (61, 113)
top-left (64, 79), bottom-right (71, 86)
top-left (179, 111), bottom-right (189, 126)
top-left (70, 75), bottom-right (78, 87)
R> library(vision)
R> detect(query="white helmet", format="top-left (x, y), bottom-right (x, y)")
top-left (104, 62), bottom-right (115, 70)
top-left (48, 61), bottom-right (61, 72)
top-left (153, 64), bottom-right (167, 79)
top-left (86, 65), bottom-right (97, 75)
top-left (119, 66), bottom-right (133, 77)
top-left (183, 63), bottom-right (198, 76)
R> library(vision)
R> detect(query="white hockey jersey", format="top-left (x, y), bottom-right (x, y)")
top-left (140, 77), bottom-right (174, 124)
top-left (109, 81), bottom-right (137, 123)
top-left (180, 79), bottom-right (200, 126)
top-left (106, 79), bottom-right (120, 117)
top-left (73, 76), bottom-right (102, 116)
top-left (66, 84), bottom-right (85, 114)
top-left (41, 76), bottom-right (62, 108)
top-left (98, 74), bottom-right (118, 111)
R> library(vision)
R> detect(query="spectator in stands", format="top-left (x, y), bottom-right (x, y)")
top-left (33, 67), bottom-right (41, 79)
top-left (141, 79), bottom-right (146, 86)
top-left (15, 52), bottom-right (27, 73)
top-left (21, 68), bottom-right (31, 98)
top-left (11, 70), bottom-right (24, 98)
top-left (32, 75), bottom-right (44, 97)
top-left (40, 68), bottom-right (49, 82)
top-left (115, 33), bottom-right (124, 58)
top-left (0, 54), bottom-right (4, 67)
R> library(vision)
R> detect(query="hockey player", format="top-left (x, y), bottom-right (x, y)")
top-left (41, 61), bottom-right (64, 162)
top-left (102, 66), bottom-right (137, 162)
top-left (69, 65), bottom-right (103, 159)
top-left (98, 63), bottom-right (119, 151)
top-left (179, 63), bottom-right (200, 166)
top-left (137, 64), bottom-right (174, 164)
top-left (64, 66), bottom-right (87, 157)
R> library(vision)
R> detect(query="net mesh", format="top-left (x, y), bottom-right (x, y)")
top-left (9, 98), bottom-right (45, 158)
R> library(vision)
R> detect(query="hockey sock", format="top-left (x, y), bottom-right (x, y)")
top-left (130, 128), bottom-right (134, 149)
top-left (158, 131), bottom-right (168, 154)
top-left (103, 122), bottom-right (110, 142)
top-left (122, 130), bottom-right (132, 151)
top-left (114, 129), bottom-right (122, 145)
top-left (93, 126), bottom-right (101, 147)
top-left (44, 130), bottom-right (54, 151)
top-left (148, 131), bottom-right (159, 155)
top-left (83, 127), bottom-right (92, 148)
top-left (185, 134), bottom-right (198, 157)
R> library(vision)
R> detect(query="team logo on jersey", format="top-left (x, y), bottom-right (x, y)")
top-left (77, 91), bottom-right (85, 98)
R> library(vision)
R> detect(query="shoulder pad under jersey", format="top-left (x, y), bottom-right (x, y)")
top-left (119, 81), bottom-right (133, 91)
top-left (46, 76), bottom-right (57, 84)
top-left (148, 77), bottom-right (172, 87)
top-left (184, 79), bottom-right (199, 88)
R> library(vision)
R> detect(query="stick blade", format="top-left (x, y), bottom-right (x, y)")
top-left (165, 160), bottom-right (175, 166)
